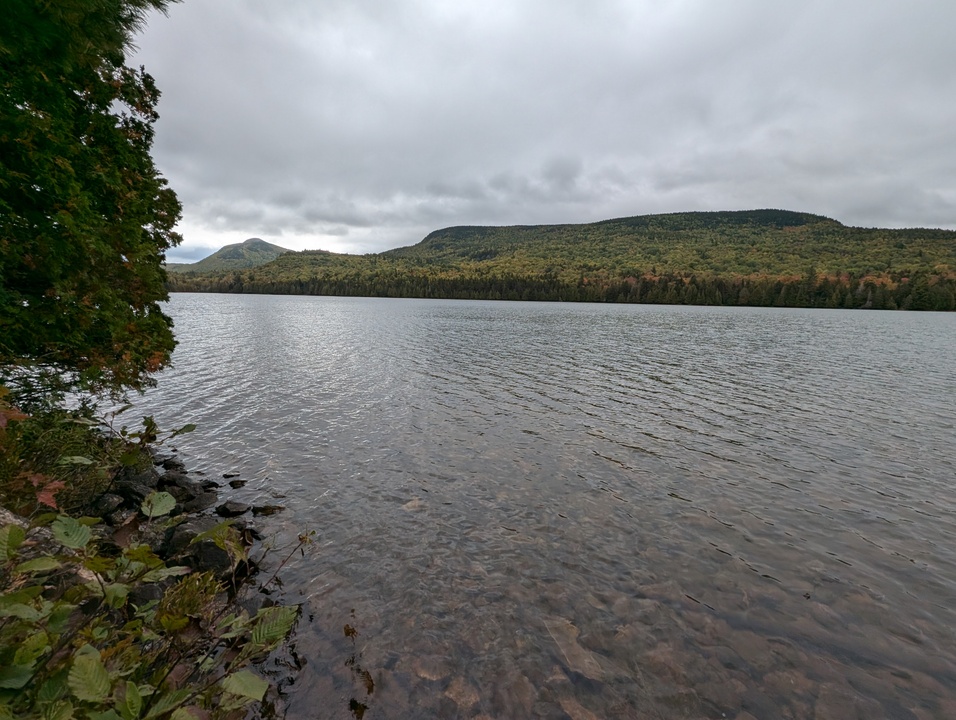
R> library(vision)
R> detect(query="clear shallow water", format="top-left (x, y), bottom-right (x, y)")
top-left (138, 294), bottom-right (955, 719)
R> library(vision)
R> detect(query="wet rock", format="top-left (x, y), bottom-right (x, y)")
top-left (223, 472), bottom-right (240, 479)
top-left (231, 517), bottom-right (262, 541)
top-left (181, 492), bottom-right (218, 513)
top-left (164, 516), bottom-right (221, 557)
top-left (128, 582), bottom-right (165, 607)
top-left (156, 455), bottom-right (187, 473)
top-left (252, 504), bottom-right (285, 516)
top-left (106, 508), bottom-right (138, 527)
top-left (0, 508), bottom-right (26, 529)
top-left (116, 464), bottom-right (161, 489)
top-left (161, 471), bottom-right (205, 499)
top-left (190, 541), bottom-right (233, 579)
top-left (164, 516), bottom-right (232, 578)
top-left (201, 479), bottom-right (221, 490)
top-left (164, 485), bottom-right (195, 503)
top-left (216, 501), bottom-right (250, 518)
top-left (92, 493), bottom-right (124, 517)
top-left (228, 479), bottom-right (246, 488)
top-left (113, 466), bottom-right (160, 503)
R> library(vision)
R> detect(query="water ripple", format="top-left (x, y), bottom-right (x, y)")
top-left (135, 295), bottom-right (956, 719)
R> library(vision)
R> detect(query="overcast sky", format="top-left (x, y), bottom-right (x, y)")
top-left (131, 0), bottom-right (956, 262)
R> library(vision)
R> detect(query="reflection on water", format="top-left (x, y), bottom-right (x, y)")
top-left (139, 294), bottom-right (956, 719)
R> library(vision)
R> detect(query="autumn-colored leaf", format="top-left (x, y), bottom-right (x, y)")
top-left (36, 480), bottom-right (67, 509)
top-left (0, 406), bottom-right (28, 430)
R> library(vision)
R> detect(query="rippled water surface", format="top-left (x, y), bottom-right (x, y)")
top-left (138, 294), bottom-right (955, 719)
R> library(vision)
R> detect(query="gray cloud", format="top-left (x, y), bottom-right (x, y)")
top-left (132, 0), bottom-right (956, 261)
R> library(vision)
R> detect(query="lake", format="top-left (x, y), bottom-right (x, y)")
top-left (136, 294), bottom-right (956, 719)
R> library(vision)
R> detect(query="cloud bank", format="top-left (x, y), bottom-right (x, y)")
top-left (131, 0), bottom-right (956, 261)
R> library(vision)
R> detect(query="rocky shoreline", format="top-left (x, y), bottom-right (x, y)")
top-left (0, 447), bottom-right (289, 604)
top-left (97, 450), bottom-right (285, 583)
top-left (0, 442), bottom-right (301, 719)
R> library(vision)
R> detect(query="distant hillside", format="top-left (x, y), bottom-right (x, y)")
top-left (167, 210), bottom-right (956, 310)
top-left (166, 238), bottom-right (290, 273)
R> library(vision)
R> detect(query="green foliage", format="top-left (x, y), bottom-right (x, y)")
top-left (0, 393), bottom-right (200, 518)
top-left (0, 400), bottom-right (116, 516)
top-left (0, 399), bottom-right (304, 718)
top-left (0, 515), bottom-right (300, 719)
top-left (168, 210), bottom-right (956, 310)
top-left (0, 0), bottom-right (183, 404)
top-left (140, 492), bottom-right (175, 520)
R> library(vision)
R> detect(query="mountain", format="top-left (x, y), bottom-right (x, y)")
top-left (166, 210), bottom-right (956, 310)
top-left (166, 238), bottom-right (291, 273)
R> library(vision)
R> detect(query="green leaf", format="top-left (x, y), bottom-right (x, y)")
top-left (43, 700), bottom-right (74, 720)
top-left (0, 525), bottom-right (26, 560)
top-left (57, 455), bottom-right (94, 466)
top-left (15, 556), bottom-right (61, 574)
top-left (0, 603), bottom-right (40, 621)
top-left (47, 603), bottom-right (78, 635)
top-left (52, 516), bottom-right (92, 550)
top-left (140, 565), bottom-right (191, 583)
top-left (170, 708), bottom-right (203, 720)
top-left (143, 689), bottom-right (190, 719)
top-left (221, 670), bottom-right (269, 701)
top-left (14, 629), bottom-right (49, 665)
top-left (37, 671), bottom-right (70, 703)
top-left (68, 417), bottom-right (99, 426)
top-left (0, 665), bottom-right (33, 689)
top-left (140, 492), bottom-right (176, 519)
top-left (169, 424), bottom-right (196, 438)
top-left (68, 647), bottom-right (111, 703)
top-left (119, 450), bottom-right (141, 467)
top-left (87, 711), bottom-right (123, 720)
top-left (250, 605), bottom-right (298, 648)
top-left (118, 680), bottom-right (142, 720)
top-left (104, 583), bottom-right (130, 608)
top-left (84, 555), bottom-right (115, 575)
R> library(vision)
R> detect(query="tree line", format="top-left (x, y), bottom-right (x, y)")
top-left (169, 266), bottom-right (956, 311)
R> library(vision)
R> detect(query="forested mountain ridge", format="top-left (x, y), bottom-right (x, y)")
top-left (166, 237), bottom-right (290, 273)
top-left (167, 210), bottom-right (956, 310)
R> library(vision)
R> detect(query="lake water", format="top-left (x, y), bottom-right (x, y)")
top-left (137, 294), bottom-right (955, 719)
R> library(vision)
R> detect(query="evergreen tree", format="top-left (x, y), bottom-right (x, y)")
top-left (0, 1), bottom-right (181, 403)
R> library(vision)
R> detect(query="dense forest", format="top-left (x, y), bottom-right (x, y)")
top-left (168, 210), bottom-right (956, 310)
